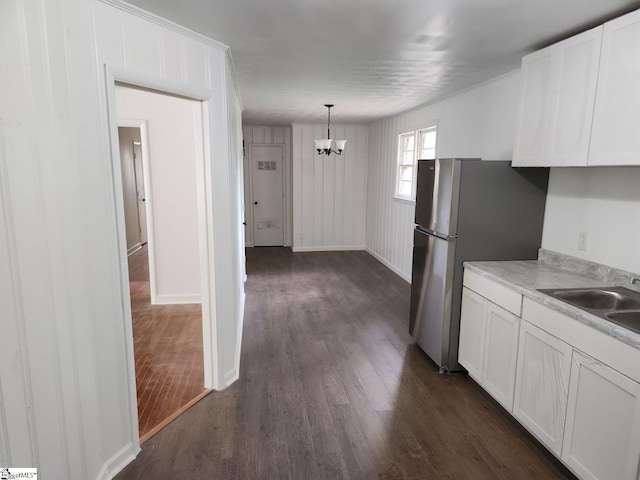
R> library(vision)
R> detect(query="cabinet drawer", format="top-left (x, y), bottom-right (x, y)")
top-left (463, 269), bottom-right (522, 316)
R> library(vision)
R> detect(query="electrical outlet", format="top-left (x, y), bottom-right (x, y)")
top-left (578, 231), bottom-right (589, 252)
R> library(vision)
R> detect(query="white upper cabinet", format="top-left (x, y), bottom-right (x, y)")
top-left (513, 26), bottom-right (602, 167)
top-left (512, 49), bottom-right (554, 166)
top-left (588, 9), bottom-right (640, 166)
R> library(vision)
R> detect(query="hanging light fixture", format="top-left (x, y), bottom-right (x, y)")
top-left (314, 104), bottom-right (346, 155)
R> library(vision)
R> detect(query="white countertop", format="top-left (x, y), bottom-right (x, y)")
top-left (464, 260), bottom-right (640, 350)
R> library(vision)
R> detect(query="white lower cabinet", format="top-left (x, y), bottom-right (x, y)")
top-left (482, 302), bottom-right (520, 412)
top-left (561, 350), bottom-right (640, 480)
top-left (459, 287), bottom-right (488, 382)
top-left (459, 286), bottom-right (520, 411)
top-left (461, 269), bottom-right (640, 480)
top-left (513, 321), bottom-right (572, 455)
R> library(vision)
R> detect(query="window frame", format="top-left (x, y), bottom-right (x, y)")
top-left (394, 124), bottom-right (438, 202)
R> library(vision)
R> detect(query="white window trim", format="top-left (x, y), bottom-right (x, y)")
top-left (393, 123), bottom-right (438, 202)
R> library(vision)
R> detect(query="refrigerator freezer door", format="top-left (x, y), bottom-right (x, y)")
top-left (409, 228), bottom-right (457, 370)
top-left (414, 159), bottom-right (463, 237)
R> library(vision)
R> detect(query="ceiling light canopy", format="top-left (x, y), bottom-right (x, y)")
top-left (314, 104), bottom-right (346, 156)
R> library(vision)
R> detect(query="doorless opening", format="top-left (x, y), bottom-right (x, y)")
top-left (110, 82), bottom-right (214, 442)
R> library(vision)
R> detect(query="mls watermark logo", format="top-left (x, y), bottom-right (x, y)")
top-left (0, 468), bottom-right (38, 479)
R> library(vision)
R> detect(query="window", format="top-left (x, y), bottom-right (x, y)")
top-left (395, 125), bottom-right (437, 201)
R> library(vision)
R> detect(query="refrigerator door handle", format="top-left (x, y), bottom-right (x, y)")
top-left (415, 225), bottom-right (457, 242)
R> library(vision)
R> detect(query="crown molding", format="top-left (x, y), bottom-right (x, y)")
top-left (98, 0), bottom-right (229, 53)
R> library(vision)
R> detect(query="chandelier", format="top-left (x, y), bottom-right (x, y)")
top-left (314, 104), bottom-right (346, 155)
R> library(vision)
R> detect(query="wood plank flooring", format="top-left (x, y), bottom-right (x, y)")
top-left (128, 245), bottom-right (206, 440)
top-left (116, 247), bottom-right (574, 479)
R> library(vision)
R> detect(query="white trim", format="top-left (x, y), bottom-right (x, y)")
top-left (394, 124), bottom-right (438, 201)
top-left (292, 245), bottom-right (366, 252)
top-left (97, 0), bottom-right (228, 53)
top-left (392, 196), bottom-right (416, 206)
top-left (194, 100), bottom-right (216, 390)
top-left (227, 288), bottom-right (246, 387)
top-left (366, 248), bottom-right (411, 284)
top-left (103, 66), bottom-right (141, 452)
top-left (155, 294), bottom-right (202, 305)
top-left (112, 67), bottom-right (212, 101)
top-left (94, 441), bottom-right (139, 480)
top-left (103, 64), bottom-right (222, 457)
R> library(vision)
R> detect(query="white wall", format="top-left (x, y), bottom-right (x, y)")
top-left (366, 72), bottom-right (521, 281)
top-left (292, 124), bottom-right (368, 251)
top-left (116, 87), bottom-right (202, 304)
top-left (542, 167), bottom-right (640, 274)
top-left (0, 0), bottom-right (244, 479)
top-left (242, 125), bottom-right (292, 246)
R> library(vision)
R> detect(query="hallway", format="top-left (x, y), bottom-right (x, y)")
top-left (116, 248), bottom-right (572, 479)
top-left (128, 245), bottom-right (206, 440)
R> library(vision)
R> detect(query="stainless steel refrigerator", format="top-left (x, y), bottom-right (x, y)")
top-left (409, 158), bottom-right (548, 372)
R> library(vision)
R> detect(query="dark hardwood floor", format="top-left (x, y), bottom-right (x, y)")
top-left (128, 245), bottom-right (206, 440)
top-left (116, 247), bottom-right (573, 479)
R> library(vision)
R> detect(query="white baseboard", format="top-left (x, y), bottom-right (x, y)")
top-left (154, 293), bottom-right (201, 305)
top-left (292, 245), bottom-right (366, 253)
top-left (366, 248), bottom-right (411, 284)
top-left (95, 441), bottom-right (139, 480)
top-left (222, 288), bottom-right (245, 389)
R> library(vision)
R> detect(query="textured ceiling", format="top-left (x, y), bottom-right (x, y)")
top-left (125, 0), bottom-right (640, 125)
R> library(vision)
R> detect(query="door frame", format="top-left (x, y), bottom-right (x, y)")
top-left (247, 143), bottom-right (286, 247)
top-left (103, 65), bottom-right (220, 448)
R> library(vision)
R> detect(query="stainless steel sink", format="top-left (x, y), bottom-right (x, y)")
top-left (551, 288), bottom-right (640, 310)
top-left (538, 286), bottom-right (640, 334)
top-left (606, 310), bottom-right (640, 334)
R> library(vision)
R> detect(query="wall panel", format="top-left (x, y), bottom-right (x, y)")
top-left (160, 28), bottom-right (184, 83)
top-left (182, 36), bottom-right (210, 89)
top-left (94, 1), bottom-right (124, 66)
top-left (1, 0), bottom-right (245, 479)
top-left (292, 124), bottom-right (368, 251)
top-left (122, 12), bottom-right (162, 75)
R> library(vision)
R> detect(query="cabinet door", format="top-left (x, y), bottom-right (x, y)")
top-left (482, 303), bottom-right (520, 412)
top-left (546, 26), bottom-right (602, 166)
top-left (458, 287), bottom-right (487, 382)
top-left (562, 350), bottom-right (640, 480)
top-left (513, 321), bottom-right (572, 455)
top-left (589, 9), bottom-right (640, 165)
top-left (512, 49), bottom-right (554, 166)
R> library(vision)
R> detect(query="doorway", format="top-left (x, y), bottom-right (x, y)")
top-left (118, 127), bottom-right (147, 254)
top-left (114, 85), bottom-right (210, 442)
top-left (250, 144), bottom-right (285, 246)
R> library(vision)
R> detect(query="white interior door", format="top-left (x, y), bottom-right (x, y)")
top-left (132, 141), bottom-right (148, 245)
top-left (251, 144), bottom-right (284, 246)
